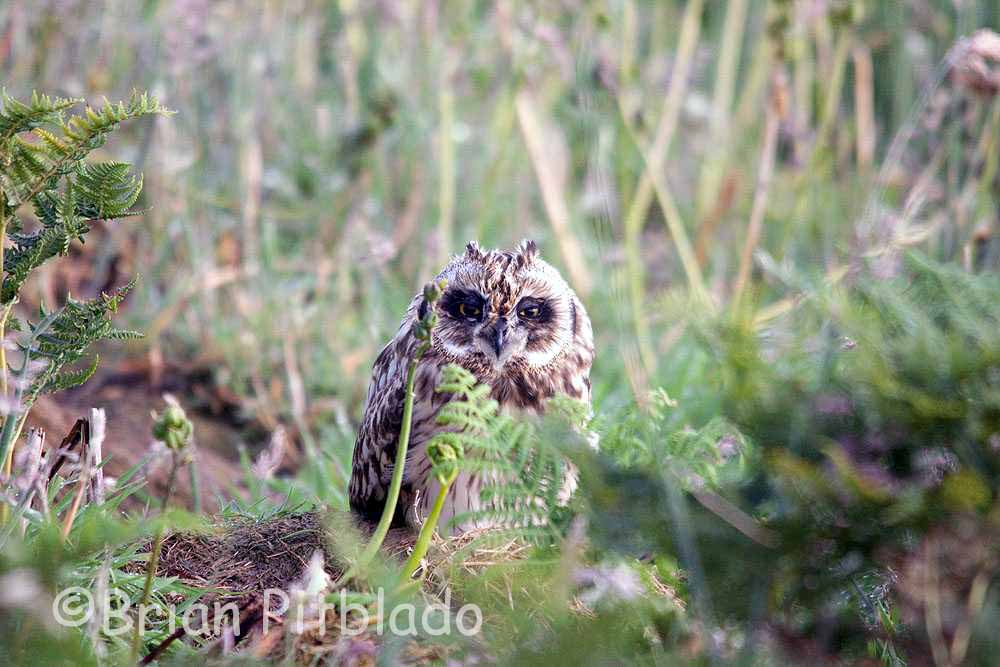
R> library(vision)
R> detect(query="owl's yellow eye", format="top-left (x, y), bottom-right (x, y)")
top-left (516, 297), bottom-right (546, 320)
top-left (519, 306), bottom-right (540, 319)
top-left (443, 291), bottom-right (486, 321)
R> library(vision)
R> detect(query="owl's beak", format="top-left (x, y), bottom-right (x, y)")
top-left (485, 317), bottom-right (508, 358)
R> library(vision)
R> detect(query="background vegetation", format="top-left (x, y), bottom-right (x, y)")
top-left (0, 0), bottom-right (998, 665)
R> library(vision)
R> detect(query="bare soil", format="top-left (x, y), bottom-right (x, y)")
top-left (27, 358), bottom-right (266, 511)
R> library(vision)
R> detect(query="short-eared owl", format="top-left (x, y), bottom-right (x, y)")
top-left (349, 240), bottom-right (594, 533)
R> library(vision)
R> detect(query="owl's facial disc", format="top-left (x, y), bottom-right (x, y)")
top-left (438, 288), bottom-right (557, 368)
top-left (432, 242), bottom-right (577, 370)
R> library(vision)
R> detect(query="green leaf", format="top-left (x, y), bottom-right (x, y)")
top-left (0, 90), bottom-right (170, 208)
top-left (74, 161), bottom-right (144, 219)
top-left (2, 185), bottom-right (87, 303)
top-left (18, 279), bottom-right (138, 400)
top-left (50, 354), bottom-right (100, 392)
top-left (0, 89), bottom-right (80, 144)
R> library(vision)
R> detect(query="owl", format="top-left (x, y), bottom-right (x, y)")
top-left (349, 240), bottom-right (594, 534)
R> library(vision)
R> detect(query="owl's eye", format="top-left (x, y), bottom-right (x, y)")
top-left (517, 298), bottom-right (546, 320)
top-left (519, 305), bottom-right (540, 319)
top-left (442, 290), bottom-right (486, 322)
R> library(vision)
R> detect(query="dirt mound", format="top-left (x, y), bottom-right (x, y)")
top-left (153, 511), bottom-right (419, 594)
top-left (157, 512), bottom-right (338, 596)
top-left (138, 511), bottom-right (426, 664)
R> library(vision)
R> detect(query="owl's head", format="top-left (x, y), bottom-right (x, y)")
top-left (423, 240), bottom-right (585, 371)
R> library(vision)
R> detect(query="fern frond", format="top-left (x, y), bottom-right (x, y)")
top-left (0, 89), bottom-right (80, 144)
top-left (21, 280), bottom-right (139, 400)
top-left (0, 90), bottom-right (168, 207)
top-left (4, 136), bottom-right (60, 201)
top-left (50, 354), bottom-right (100, 392)
top-left (2, 158), bottom-right (146, 303)
top-left (427, 364), bottom-right (574, 540)
top-left (28, 163), bottom-right (144, 228)
top-left (2, 183), bottom-right (85, 302)
top-left (107, 328), bottom-right (144, 340)
top-left (75, 161), bottom-right (143, 219)
top-left (0, 88), bottom-right (159, 428)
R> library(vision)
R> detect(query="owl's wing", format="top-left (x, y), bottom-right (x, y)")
top-left (348, 313), bottom-right (419, 522)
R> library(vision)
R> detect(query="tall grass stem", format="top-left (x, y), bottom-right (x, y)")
top-left (733, 69), bottom-right (785, 303)
top-left (619, 0), bottom-right (708, 376)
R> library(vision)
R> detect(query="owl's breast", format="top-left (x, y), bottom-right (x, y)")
top-left (487, 359), bottom-right (590, 414)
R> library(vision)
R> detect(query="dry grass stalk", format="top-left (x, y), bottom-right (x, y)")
top-left (732, 67), bottom-right (787, 303)
top-left (239, 112), bottom-right (262, 272)
top-left (618, 0), bottom-right (707, 302)
top-left (87, 408), bottom-right (106, 505)
top-left (61, 436), bottom-right (93, 541)
top-left (852, 44), bottom-right (876, 171)
top-left (616, 0), bottom-right (707, 388)
top-left (10, 428), bottom-right (45, 536)
top-left (252, 426), bottom-right (288, 481)
top-left (514, 88), bottom-right (592, 296)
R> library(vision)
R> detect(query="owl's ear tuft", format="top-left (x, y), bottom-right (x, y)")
top-left (516, 239), bottom-right (538, 264)
top-left (465, 241), bottom-right (485, 261)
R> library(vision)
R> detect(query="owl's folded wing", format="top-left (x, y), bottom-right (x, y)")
top-left (348, 330), bottom-right (413, 520)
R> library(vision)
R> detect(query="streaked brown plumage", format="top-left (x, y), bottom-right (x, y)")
top-left (349, 240), bottom-right (594, 533)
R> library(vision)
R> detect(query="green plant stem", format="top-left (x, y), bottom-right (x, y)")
top-left (162, 454), bottom-right (180, 511)
top-left (0, 204), bottom-right (8, 526)
top-left (811, 28), bottom-right (852, 165)
top-left (0, 382), bottom-right (36, 528)
top-left (357, 347), bottom-right (425, 569)
top-left (0, 304), bottom-right (11, 399)
top-left (131, 524), bottom-right (165, 663)
top-left (399, 472), bottom-right (455, 582)
top-left (0, 401), bottom-right (20, 490)
top-left (0, 322), bottom-right (50, 501)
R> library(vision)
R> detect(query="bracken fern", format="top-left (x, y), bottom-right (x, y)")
top-left (437, 363), bottom-right (583, 540)
top-left (0, 89), bottom-right (170, 475)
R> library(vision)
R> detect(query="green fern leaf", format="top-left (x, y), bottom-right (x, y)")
top-left (0, 89), bottom-right (79, 143)
top-left (49, 354), bottom-right (100, 392)
top-left (108, 328), bottom-right (144, 340)
top-left (2, 90), bottom-right (169, 208)
top-left (0, 88), bottom-right (158, 415)
top-left (426, 364), bottom-right (574, 540)
top-left (75, 161), bottom-right (143, 219)
top-left (19, 281), bottom-right (137, 401)
top-left (2, 184), bottom-right (87, 303)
